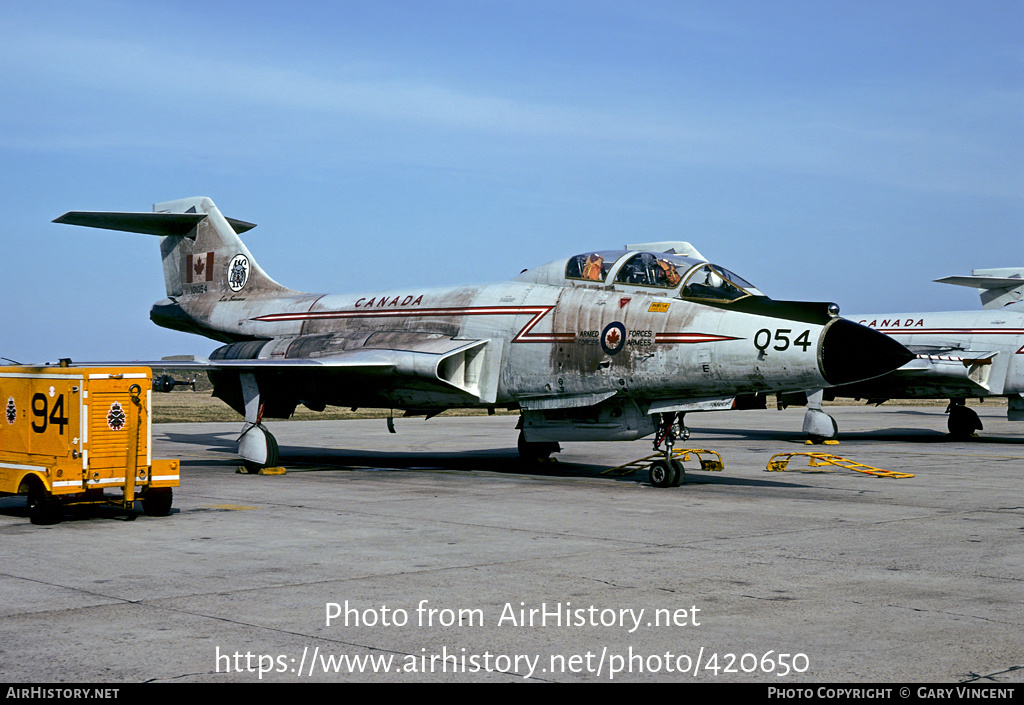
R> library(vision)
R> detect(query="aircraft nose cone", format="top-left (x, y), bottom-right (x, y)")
top-left (819, 318), bottom-right (915, 386)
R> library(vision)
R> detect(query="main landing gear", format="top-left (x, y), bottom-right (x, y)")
top-left (238, 422), bottom-right (279, 473)
top-left (946, 400), bottom-right (982, 440)
top-left (517, 430), bottom-right (560, 462)
top-left (802, 389), bottom-right (839, 444)
top-left (236, 372), bottom-right (281, 473)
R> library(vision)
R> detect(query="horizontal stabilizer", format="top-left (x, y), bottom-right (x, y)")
top-left (53, 211), bottom-right (257, 237)
top-left (935, 275), bottom-right (1024, 290)
top-left (935, 268), bottom-right (1024, 309)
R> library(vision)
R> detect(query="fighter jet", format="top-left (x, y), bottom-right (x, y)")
top-left (54, 197), bottom-right (912, 480)
top-left (783, 269), bottom-right (1024, 440)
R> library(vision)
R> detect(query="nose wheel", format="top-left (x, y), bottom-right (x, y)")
top-left (649, 457), bottom-right (685, 488)
top-left (650, 413), bottom-right (687, 487)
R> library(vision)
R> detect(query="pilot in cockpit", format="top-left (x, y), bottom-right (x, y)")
top-left (581, 253), bottom-right (605, 281)
top-left (654, 258), bottom-right (682, 287)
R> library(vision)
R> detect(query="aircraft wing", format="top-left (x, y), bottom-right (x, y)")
top-left (41, 336), bottom-right (503, 407)
top-left (829, 350), bottom-right (1001, 399)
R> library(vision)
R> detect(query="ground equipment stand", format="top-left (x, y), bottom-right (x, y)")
top-left (765, 452), bottom-right (914, 479)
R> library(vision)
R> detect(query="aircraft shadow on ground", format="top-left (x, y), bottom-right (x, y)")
top-left (154, 429), bottom-right (829, 488)
top-left (263, 445), bottom-right (807, 490)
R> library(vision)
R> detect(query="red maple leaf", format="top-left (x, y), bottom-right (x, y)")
top-left (193, 258), bottom-right (205, 275)
top-left (606, 328), bottom-right (621, 347)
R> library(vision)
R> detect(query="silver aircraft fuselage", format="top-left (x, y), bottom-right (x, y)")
top-left (842, 309), bottom-right (1024, 400)
top-left (56, 197), bottom-right (913, 463)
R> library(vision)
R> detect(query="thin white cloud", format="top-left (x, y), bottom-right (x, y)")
top-left (1, 4), bottom-right (1020, 202)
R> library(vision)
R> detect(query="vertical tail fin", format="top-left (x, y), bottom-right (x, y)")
top-left (54, 197), bottom-right (298, 342)
top-left (152, 197), bottom-right (293, 299)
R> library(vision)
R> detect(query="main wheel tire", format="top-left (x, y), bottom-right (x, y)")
top-left (649, 459), bottom-right (679, 488)
top-left (142, 487), bottom-right (173, 517)
top-left (241, 426), bottom-right (280, 473)
top-left (948, 405), bottom-right (982, 440)
top-left (27, 484), bottom-right (62, 525)
top-left (517, 431), bottom-right (559, 462)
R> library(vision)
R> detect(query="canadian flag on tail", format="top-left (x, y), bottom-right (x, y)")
top-left (186, 252), bottom-right (214, 283)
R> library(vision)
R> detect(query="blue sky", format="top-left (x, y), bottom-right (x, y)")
top-left (1, 0), bottom-right (1022, 362)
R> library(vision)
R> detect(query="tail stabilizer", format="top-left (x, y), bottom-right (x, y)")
top-left (55, 197), bottom-right (295, 300)
top-left (935, 268), bottom-right (1024, 309)
top-left (55, 197), bottom-right (300, 343)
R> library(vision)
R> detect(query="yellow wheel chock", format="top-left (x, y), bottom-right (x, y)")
top-left (765, 452), bottom-right (913, 479)
top-left (603, 448), bottom-right (725, 477)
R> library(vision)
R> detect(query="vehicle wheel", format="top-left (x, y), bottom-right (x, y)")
top-left (649, 459), bottom-right (678, 488)
top-left (517, 431), bottom-right (559, 462)
top-left (266, 429), bottom-right (279, 465)
top-left (27, 484), bottom-right (62, 525)
top-left (670, 458), bottom-right (685, 487)
top-left (947, 405), bottom-right (982, 440)
top-left (241, 425), bottom-right (280, 472)
top-left (142, 488), bottom-right (173, 517)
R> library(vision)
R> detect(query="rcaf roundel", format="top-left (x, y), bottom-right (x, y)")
top-left (601, 321), bottom-right (626, 355)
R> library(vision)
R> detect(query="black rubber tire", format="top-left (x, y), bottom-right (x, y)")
top-left (670, 458), bottom-right (685, 487)
top-left (649, 459), bottom-right (678, 488)
top-left (242, 426), bottom-right (280, 472)
top-left (517, 431), bottom-right (559, 462)
top-left (142, 487), bottom-right (173, 517)
top-left (27, 484), bottom-right (62, 525)
top-left (948, 405), bottom-right (982, 440)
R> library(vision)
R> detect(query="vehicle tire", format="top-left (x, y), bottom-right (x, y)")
top-left (649, 459), bottom-right (678, 488)
top-left (241, 426), bottom-right (280, 473)
top-left (27, 484), bottom-right (62, 525)
top-left (670, 458), bottom-right (685, 487)
top-left (266, 428), bottom-right (279, 466)
top-left (142, 487), bottom-right (173, 517)
top-left (517, 431), bottom-right (559, 462)
top-left (947, 405), bottom-right (982, 440)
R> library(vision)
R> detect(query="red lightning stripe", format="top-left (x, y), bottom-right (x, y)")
top-left (655, 333), bottom-right (740, 344)
top-left (873, 327), bottom-right (1024, 336)
top-left (251, 305), bottom-right (576, 343)
top-left (252, 305), bottom-right (739, 346)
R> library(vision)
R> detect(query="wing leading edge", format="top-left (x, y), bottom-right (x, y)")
top-left (60, 337), bottom-right (502, 409)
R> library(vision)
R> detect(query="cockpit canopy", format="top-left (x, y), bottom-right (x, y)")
top-left (563, 250), bottom-right (763, 303)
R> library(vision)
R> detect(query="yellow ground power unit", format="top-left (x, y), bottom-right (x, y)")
top-left (0, 366), bottom-right (179, 524)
